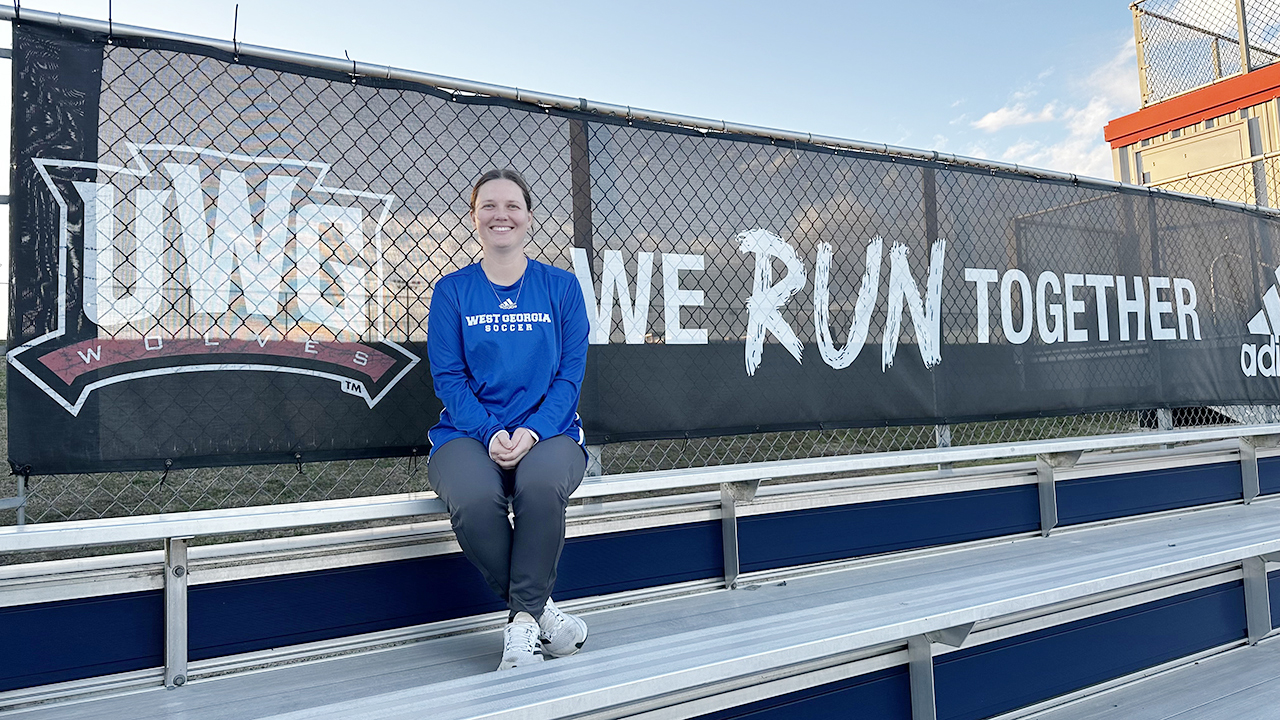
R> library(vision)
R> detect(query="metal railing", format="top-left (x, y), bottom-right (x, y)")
top-left (0, 403), bottom-right (1269, 530)
top-left (8, 423), bottom-right (1280, 554)
top-left (5, 404), bottom-right (1254, 526)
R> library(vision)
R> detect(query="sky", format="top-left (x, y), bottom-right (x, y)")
top-left (17, 0), bottom-right (1143, 181)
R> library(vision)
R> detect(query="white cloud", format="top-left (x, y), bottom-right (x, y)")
top-left (997, 97), bottom-right (1117, 178)
top-left (984, 38), bottom-right (1139, 178)
top-left (972, 102), bottom-right (1057, 131)
top-left (1088, 36), bottom-right (1141, 108)
top-left (1003, 139), bottom-right (1041, 158)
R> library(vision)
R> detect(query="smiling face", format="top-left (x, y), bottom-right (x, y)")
top-left (471, 178), bottom-right (531, 255)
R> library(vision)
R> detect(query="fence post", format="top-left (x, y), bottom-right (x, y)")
top-left (934, 425), bottom-right (952, 472)
top-left (1251, 111), bottom-right (1269, 206)
top-left (16, 474), bottom-right (26, 526)
top-left (585, 445), bottom-right (604, 477)
top-left (1157, 408), bottom-right (1174, 449)
top-left (1237, 0), bottom-right (1252, 74)
top-left (1133, 3), bottom-right (1150, 106)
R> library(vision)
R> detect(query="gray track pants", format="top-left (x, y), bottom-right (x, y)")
top-left (428, 435), bottom-right (586, 618)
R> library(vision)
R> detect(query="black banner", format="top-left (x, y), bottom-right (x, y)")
top-left (10, 22), bottom-right (1280, 473)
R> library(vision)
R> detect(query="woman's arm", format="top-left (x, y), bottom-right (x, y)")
top-left (427, 279), bottom-right (505, 446)
top-left (522, 276), bottom-right (590, 442)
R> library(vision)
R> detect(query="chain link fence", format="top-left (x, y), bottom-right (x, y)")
top-left (1150, 150), bottom-right (1279, 202)
top-left (6, 22), bottom-right (1279, 528)
top-left (1136, 0), bottom-right (1280, 106)
top-left (2, 395), bottom-right (1251, 525)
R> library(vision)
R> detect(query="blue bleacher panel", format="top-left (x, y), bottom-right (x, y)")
top-left (934, 582), bottom-right (1247, 720)
top-left (689, 667), bottom-right (911, 720)
top-left (1057, 461), bottom-right (1242, 525)
top-left (0, 591), bottom-right (162, 692)
top-left (739, 486), bottom-right (1040, 573)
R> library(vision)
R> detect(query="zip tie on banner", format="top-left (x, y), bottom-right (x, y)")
top-left (409, 447), bottom-right (420, 475)
top-left (12, 0), bottom-right (18, 25)
top-left (160, 458), bottom-right (173, 485)
top-left (232, 4), bottom-right (240, 61)
top-left (107, 0), bottom-right (113, 44)
top-left (295, 452), bottom-right (304, 475)
top-left (344, 49), bottom-right (357, 84)
top-left (8, 461), bottom-right (32, 513)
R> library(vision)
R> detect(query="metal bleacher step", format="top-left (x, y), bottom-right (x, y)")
top-left (1026, 635), bottom-right (1280, 720)
top-left (9, 498), bottom-right (1280, 720)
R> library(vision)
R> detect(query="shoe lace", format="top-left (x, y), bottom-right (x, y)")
top-left (505, 621), bottom-right (540, 655)
top-left (539, 602), bottom-right (566, 639)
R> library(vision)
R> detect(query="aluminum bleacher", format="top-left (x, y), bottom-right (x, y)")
top-left (4, 424), bottom-right (1280, 719)
top-left (1029, 634), bottom-right (1280, 719)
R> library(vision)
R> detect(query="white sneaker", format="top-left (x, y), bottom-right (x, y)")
top-left (538, 598), bottom-right (588, 657)
top-left (497, 612), bottom-right (544, 671)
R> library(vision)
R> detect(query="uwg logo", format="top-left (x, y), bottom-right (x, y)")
top-left (9, 143), bottom-right (420, 415)
top-left (1242, 270), bottom-right (1280, 377)
top-left (76, 162), bottom-right (371, 334)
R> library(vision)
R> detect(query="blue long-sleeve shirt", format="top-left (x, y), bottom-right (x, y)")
top-left (427, 258), bottom-right (589, 455)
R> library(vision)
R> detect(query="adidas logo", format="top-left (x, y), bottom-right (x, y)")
top-left (499, 298), bottom-right (518, 310)
top-left (1248, 278), bottom-right (1280, 336)
top-left (1242, 270), bottom-right (1280, 377)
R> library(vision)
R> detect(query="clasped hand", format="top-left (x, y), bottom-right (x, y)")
top-left (489, 428), bottom-right (536, 469)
